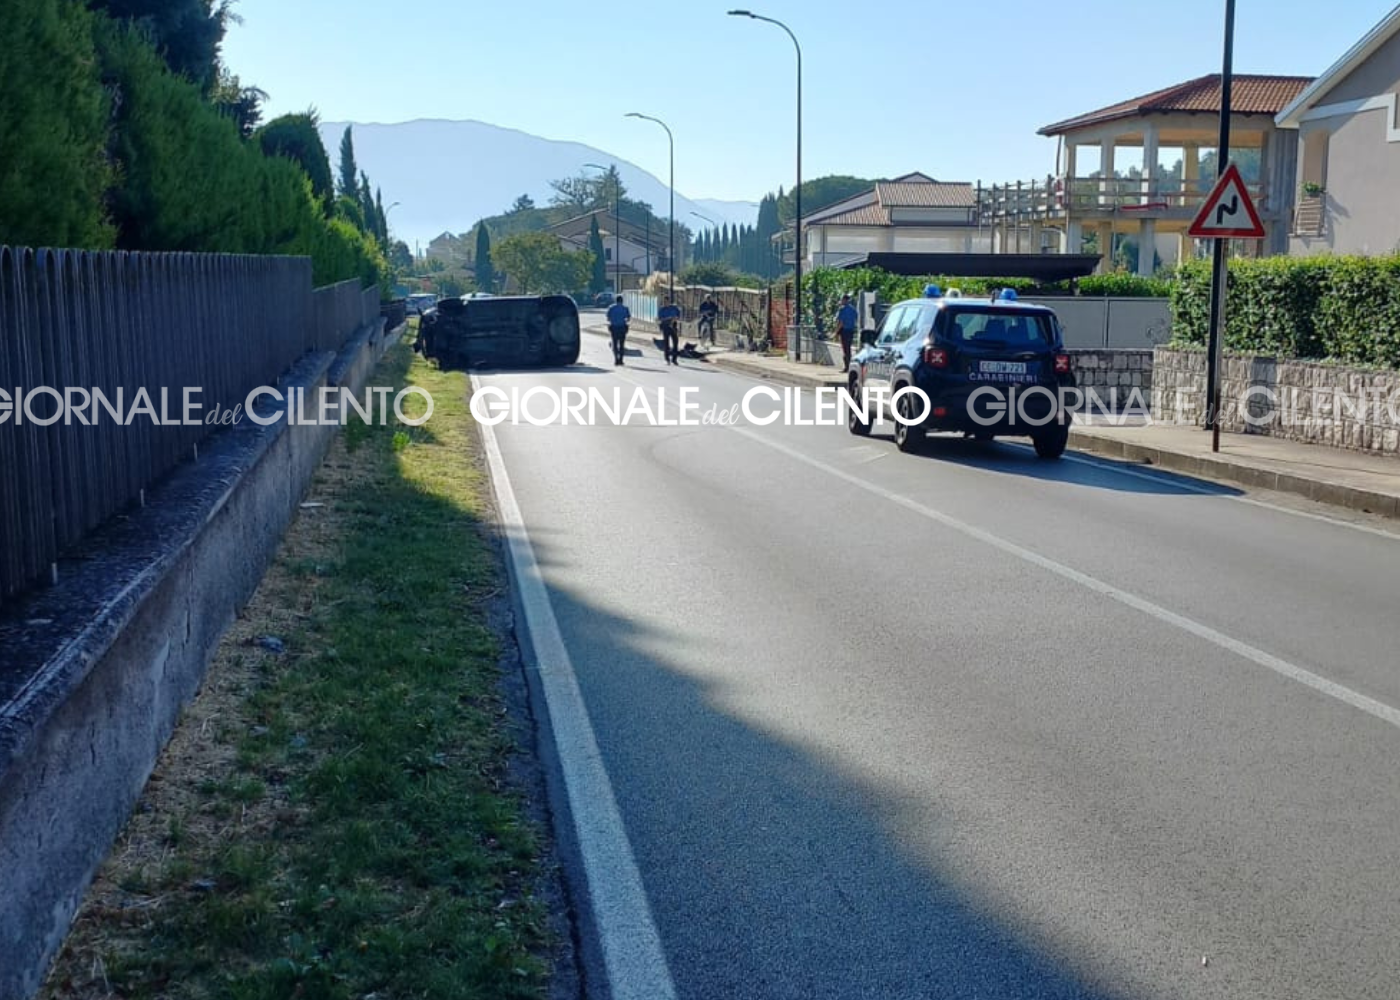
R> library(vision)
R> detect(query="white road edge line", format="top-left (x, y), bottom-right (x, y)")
top-left (730, 425), bottom-right (1400, 733)
top-left (472, 375), bottom-right (679, 1000)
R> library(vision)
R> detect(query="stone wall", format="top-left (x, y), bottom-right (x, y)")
top-left (1068, 349), bottom-right (1153, 409)
top-left (0, 320), bottom-right (394, 1000)
top-left (1153, 346), bottom-right (1400, 455)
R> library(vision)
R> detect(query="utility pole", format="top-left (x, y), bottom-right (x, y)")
top-left (1204, 0), bottom-right (1236, 453)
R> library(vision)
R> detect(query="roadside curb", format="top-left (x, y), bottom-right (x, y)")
top-left (1068, 428), bottom-right (1400, 519)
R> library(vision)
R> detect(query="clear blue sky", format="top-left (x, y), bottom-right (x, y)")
top-left (222, 0), bottom-right (1389, 204)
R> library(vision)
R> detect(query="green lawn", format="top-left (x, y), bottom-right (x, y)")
top-left (44, 340), bottom-right (555, 1000)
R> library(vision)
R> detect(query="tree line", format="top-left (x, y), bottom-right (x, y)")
top-left (0, 0), bottom-right (393, 290)
top-left (409, 167), bottom-right (883, 296)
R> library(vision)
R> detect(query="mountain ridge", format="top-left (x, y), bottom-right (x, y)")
top-left (319, 119), bottom-right (759, 254)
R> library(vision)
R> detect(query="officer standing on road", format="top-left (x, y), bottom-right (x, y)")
top-left (658, 297), bottom-right (682, 365)
top-left (698, 294), bottom-right (720, 345)
top-left (835, 293), bottom-right (859, 373)
top-left (606, 295), bottom-right (630, 366)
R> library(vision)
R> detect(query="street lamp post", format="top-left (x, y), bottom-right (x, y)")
top-left (626, 113), bottom-right (675, 302)
top-left (384, 201), bottom-right (401, 242)
top-left (729, 9), bottom-right (801, 358)
top-left (584, 162), bottom-right (621, 295)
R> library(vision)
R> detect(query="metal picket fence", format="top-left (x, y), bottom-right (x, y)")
top-left (0, 247), bottom-right (377, 606)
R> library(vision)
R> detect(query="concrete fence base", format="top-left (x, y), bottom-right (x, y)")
top-left (0, 320), bottom-right (395, 1000)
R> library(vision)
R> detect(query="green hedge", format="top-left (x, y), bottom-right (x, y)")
top-left (1, 11), bottom-right (382, 290)
top-left (100, 26), bottom-right (384, 289)
top-left (1171, 254), bottom-right (1400, 367)
top-left (1315, 256), bottom-right (1400, 367)
top-left (1077, 273), bottom-right (1172, 297)
top-left (0, 0), bottom-right (112, 248)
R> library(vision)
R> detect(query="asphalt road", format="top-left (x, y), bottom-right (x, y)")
top-left (478, 325), bottom-right (1400, 1000)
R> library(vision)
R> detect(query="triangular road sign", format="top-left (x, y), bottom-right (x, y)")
top-left (1189, 162), bottom-right (1266, 239)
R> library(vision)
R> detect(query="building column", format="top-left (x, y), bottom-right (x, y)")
top-left (1184, 144), bottom-right (1201, 192)
top-left (1067, 220), bottom-right (1083, 255)
top-left (1257, 131), bottom-right (1273, 243)
top-left (1097, 222), bottom-right (1114, 272)
top-left (1141, 123), bottom-right (1160, 203)
top-left (1099, 139), bottom-right (1116, 206)
top-left (1137, 218), bottom-right (1156, 275)
top-left (1062, 143), bottom-right (1078, 237)
top-left (1177, 230), bottom-right (1192, 267)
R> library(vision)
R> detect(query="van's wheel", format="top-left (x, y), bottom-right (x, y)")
top-left (893, 389), bottom-right (923, 453)
top-left (1032, 421), bottom-right (1069, 459)
top-left (847, 378), bottom-right (871, 436)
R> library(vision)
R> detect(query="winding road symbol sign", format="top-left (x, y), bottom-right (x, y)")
top-left (1188, 162), bottom-right (1266, 239)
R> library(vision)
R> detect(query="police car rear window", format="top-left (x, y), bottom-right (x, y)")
top-left (942, 308), bottom-right (1053, 347)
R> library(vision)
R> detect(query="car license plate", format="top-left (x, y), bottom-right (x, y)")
top-left (979, 361), bottom-right (1027, 374)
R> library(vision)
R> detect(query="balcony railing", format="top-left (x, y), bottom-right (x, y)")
top-left (1292, 192), bottom-right (1325, 237)
top-left (981, 176), bottom-right (1272, 220)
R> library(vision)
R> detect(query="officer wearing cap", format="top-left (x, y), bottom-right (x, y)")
top-left (834, 293), bottom-right (859, 373)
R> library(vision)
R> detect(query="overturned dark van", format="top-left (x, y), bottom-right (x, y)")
top-left (414, 294), bottom-right (581, 369)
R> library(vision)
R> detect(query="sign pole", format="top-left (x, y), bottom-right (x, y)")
top-left (1204, 0), bottom-right (1236, 453)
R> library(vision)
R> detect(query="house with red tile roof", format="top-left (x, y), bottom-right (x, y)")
top-left (983, 74), bottom-right (1313, 274)
top-left (800, 172), bottom-right (989, 269)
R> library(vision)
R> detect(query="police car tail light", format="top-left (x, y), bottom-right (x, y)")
top-left (1054, 353), bottom-right (1071, 374)
top-left (923, 345), bottom-right (949, 368)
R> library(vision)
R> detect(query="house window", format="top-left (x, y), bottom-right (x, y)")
top-left (605, 248), bottom-right (612, 261)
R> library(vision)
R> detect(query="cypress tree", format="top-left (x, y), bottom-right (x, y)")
top-left (475, 222), bottom-right (493, 292)
top-left (337, 126), bottom-right (358, 199)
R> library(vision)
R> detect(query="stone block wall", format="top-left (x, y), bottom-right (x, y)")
top-left (1152, 346), bottom-right (1400, 455)
top-left (1067, 350), bottom-right (1153, 410)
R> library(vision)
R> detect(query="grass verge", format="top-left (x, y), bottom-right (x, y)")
top-left (42, 338), bottom-right (558, 1000)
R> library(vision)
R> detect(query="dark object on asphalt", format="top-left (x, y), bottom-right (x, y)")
top-left (415, 294), bottom-right (581, 369)
top-left (847, 289), bottom-right (1076, 459)
top-left (652, 338), bottom-right (703, 361)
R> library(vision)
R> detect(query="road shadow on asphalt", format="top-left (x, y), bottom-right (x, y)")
top-left (874, 430), bottom-right (1243, 498)
top-left (512, 528), bottom-right (1135, 1000)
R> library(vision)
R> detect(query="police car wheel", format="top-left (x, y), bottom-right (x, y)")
top-left (847, 379), bottom-right (871, 436)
